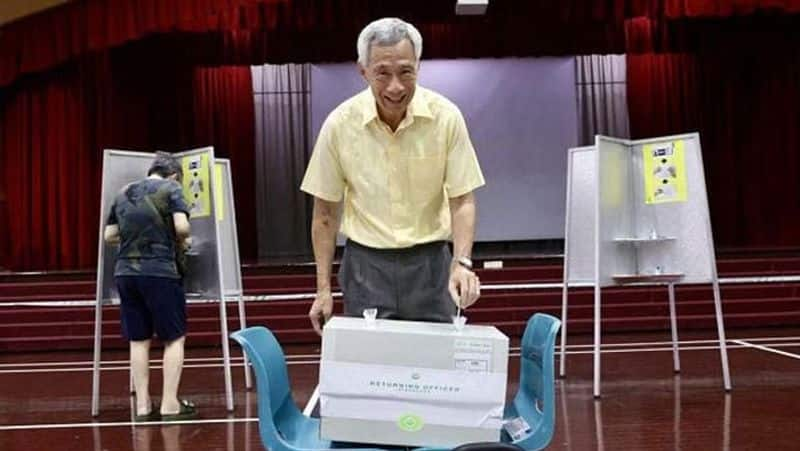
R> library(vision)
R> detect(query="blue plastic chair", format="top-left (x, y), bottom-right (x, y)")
top-left (232, 315), bottom-right (560, 451)
top-left (501, 313), bottom-right (562, 450)
top-left (417, 443), bottom-right (525, 451)
top-left (453, 443), bottom-right (525, 451)
top-left (230, 327), bottom-right (386, 451)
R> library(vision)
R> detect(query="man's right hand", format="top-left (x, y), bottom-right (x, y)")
top-left (309, 291), bottom-right (334, 336)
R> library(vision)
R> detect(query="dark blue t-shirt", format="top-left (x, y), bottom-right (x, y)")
top-left (107, 178), bottom-right (190, 279)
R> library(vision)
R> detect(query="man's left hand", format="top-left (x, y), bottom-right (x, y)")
top-left (448, 263), bottom-right (480, 309)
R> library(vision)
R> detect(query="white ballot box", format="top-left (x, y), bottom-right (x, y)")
top-left (319, 316), bottom-right (509, 447)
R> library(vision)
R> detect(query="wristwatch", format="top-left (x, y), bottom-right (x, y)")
top-left (456, 256), bottom-right (473, 270)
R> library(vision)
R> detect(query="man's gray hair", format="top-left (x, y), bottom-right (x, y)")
top-left (357, 18), bottom-right (422, 66)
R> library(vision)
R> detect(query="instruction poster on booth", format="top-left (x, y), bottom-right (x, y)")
top-left (642, 140), bottom-right (688, 204)
top-left (182, 154), bottom-right (211, 217)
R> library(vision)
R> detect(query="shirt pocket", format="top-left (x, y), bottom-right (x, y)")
top-left (407, 155), bottom-right (445, 205)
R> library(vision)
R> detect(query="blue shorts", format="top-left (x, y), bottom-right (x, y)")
top-left (116, 276), bottom-right (187, 342)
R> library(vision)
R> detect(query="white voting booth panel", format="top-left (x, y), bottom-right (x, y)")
top-left (562, 146), bottom-right (596, 284)
top-left (560, 134), bottom-right (731, 397)
top-left (215, 159), bottom-right (244, 297)
top-left (319, 317), bottom-right (509, 448)
top-left (595, 136), bottom-right (716, 285)
top-left (91, 149), bottom-right (247, 417)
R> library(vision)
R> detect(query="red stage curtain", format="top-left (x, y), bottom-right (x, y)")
top-left (0, 47), bottom-right (256, 270)
top-left (626, 53), bottom-right (700, 137)
top-left (192, 67), bottom-right (258, 261)
top-left (4, 1), bottom-right (800, 88)
top-left (661, 0), bottom-right (800, 18)
top-left (627, 29), bottom-right (800, 249)
top-left (0, 62), bottom-right (105, 269)
top-left (4, 1), bottom-right (800, 268)
top-left (0, 0), bottom-right (640, 88)
top-left (0, 0), bottom-right (288, 87)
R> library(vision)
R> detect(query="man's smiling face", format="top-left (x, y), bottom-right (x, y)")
top-left (360, 38), bottom-right (418, 127)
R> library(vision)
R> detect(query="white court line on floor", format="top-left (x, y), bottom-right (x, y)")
top-left (0, 361), bottom-right (303, 374)
top-left (560, 335), bottom-right (800, 348)
top-left (4, 337), bottom-right (800, 371)
top-left (4, 341), bottom-right (800, 374)
top-left (0, 353), bottom-right (322, 369)
top-left (4, 272), bottom-right (800, 308)
top-left (561, 342), bottom-right (798, 355)
top-left (4, 335), bottom-right (800, 370)
top-left (732, 339), bottom-right (800, 361)
top-left (4, 340), bottom-right (800, 432)
top-left (4, 340), bottom-right (799, 432)
top-left (0, 416), bottom-right (258, 431)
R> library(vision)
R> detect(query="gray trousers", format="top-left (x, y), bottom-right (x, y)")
top-left (338, 240), bottom-right (456, 323)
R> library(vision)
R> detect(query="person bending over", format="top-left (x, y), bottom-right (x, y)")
top-left (104, 152), bottom-right (197, 421)
top-left (301, 18), bottom-right (485, 334)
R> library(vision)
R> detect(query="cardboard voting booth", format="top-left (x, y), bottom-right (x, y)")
top-left (319, 317), bottom-right (509, 447)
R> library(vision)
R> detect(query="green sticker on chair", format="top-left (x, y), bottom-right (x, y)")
top-left (397, 413), bottom-right (424, 432)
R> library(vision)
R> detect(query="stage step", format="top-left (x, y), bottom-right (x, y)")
top-left (1, 289), bottom-right (799, 352)
top-left (2, 256), bottom-right (800, 351)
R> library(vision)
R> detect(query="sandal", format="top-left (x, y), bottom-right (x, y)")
top-left (134, 403), bottom-right (161, 422)
top-left (160, 399), bottom-right (198, 422)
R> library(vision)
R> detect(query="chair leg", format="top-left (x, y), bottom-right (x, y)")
top-left (303, 385), bottom-right (320, 417)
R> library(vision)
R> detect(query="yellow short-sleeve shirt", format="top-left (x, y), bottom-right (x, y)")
top-left (300, 86), bottom-right (485, 249)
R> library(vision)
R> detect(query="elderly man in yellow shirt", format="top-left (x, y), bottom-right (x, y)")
top-left (301, 17), bottom-right (485, 335)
